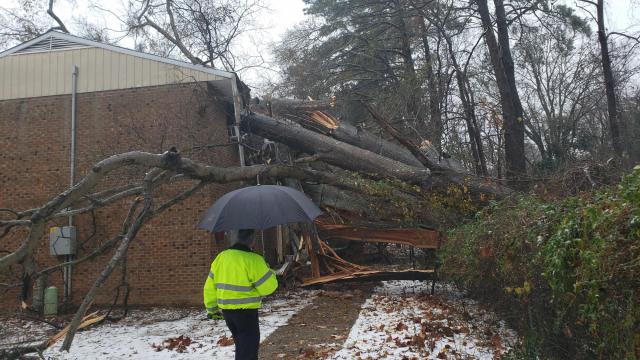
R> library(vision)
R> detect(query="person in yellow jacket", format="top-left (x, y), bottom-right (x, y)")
top-left (203, 229), bottom-right (278, 360)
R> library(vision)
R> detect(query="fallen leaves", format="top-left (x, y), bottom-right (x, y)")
top-left (395, 322), bottom-right (408, 332)
top-left (151, 335), bottom-right (193, 353)
top-left (293, 343), bottom-right (341, 359)
top-left (332, 281), bottom-right (517, 359)
top-left (216, 335), bottom-right (235, 347)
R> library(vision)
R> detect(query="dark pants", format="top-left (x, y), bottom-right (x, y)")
top-left (222, 309), bottom-right (260, 360)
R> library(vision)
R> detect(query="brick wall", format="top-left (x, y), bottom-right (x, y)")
top-left (0, 82), bottom-right (240, 312)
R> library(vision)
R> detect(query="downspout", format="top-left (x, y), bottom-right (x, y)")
top-left (65, 65), bottom-right (78, 306)
top-left (229, 74), bottom-right (245, 246)
top-left (230, 74), bottom-right (245, 167)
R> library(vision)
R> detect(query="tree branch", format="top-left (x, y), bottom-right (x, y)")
top-left (47, 0), bottom-right (69, 33)
top-left (607, 31), bottom-right (640, 43)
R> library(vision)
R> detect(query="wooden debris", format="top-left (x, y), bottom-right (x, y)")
top-left (292, 215), bottom-right (443, 287)
top-left (301, 269), bottom-right (435, 287)
top-left (317, 225), bottom-right (442, 249)
top-left (46, 311), bottom-right (106, 348)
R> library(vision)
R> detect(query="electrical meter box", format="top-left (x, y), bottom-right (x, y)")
top-left (49, 226), bottom-right (76, 256)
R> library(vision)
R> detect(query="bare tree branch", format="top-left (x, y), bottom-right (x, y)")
top-left (607, 31), bottom-right (640, 43)
top-left (46, 0), bottom-right (69, 33)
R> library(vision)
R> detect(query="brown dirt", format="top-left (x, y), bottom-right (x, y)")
top-left (259, 283), bottom-right (374, 359)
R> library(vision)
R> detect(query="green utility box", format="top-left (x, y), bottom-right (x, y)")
top-left (43, 286), bottom-right (58, 316)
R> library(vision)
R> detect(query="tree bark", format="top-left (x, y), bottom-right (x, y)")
top-left (242, 112), bottom-right (513, 198)
top-left (394, 2), bottom-right (428, 141)
top-left (420, 17), bottom-right (443, 151)
top-left (477, 0), bottom-right (526, 187)
top-left (596, 0), bottom-right (623, 158)
top-left (0, 151), bottom-right (360, 272)
top-left (253, 98), bottom-right (466, 170)
top-left (241, 112), bottom-right (432, 184)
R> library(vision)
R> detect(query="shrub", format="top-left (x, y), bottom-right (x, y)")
top-left (440, 166), bottom-right (640, 359)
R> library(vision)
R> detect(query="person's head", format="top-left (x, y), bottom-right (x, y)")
top-left (237, 229), bottom-right (255, 246)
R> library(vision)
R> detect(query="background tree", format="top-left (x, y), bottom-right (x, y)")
top-left (123, 0), bottom-right (266, 71)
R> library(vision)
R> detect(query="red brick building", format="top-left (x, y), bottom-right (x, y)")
top-left (0, 31), bottom-right (247, 311)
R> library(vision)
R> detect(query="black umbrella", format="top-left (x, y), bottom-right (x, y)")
top-left (198, 185), bottom-right (323, 232)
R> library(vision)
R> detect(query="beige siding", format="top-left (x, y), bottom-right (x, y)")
top-left (0, 47), bottom-right (224, 100)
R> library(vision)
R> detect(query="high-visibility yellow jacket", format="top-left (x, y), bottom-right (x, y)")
top-left (203, 243), bottom-right (278, 313)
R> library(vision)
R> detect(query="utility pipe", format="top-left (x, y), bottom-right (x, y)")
top-left (64, 65), bottom-right (78, 306)
top-left (230, 74), bottom-right (245, 167)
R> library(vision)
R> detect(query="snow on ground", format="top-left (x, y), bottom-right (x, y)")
top-left (0, 316), bottom-right (56, 349)
top-left (331, 281), bottom-right (517, 360)
top-left (34, 289), bottom-right (317, 359)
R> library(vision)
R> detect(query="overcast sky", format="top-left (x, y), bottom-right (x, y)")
top-left (3, 0), bottom-right (639, 90)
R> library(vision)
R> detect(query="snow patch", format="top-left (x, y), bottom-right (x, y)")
top-left (332, 280), bottom-right (517, 360)
top-left (36, 290), bottom-right (316, 359)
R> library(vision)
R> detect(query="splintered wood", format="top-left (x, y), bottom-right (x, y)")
top-left (300, 222), bottom-right (442, 287)
top-left (309, 111), bottom-right (339, 129)
top-left (46, 311), bottom-right (106, 348)
top-left (317, 225), bottom-right (441, 249)
top-left (301, 269), bottom-right (436, 287)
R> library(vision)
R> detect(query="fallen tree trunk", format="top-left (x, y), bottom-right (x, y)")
top-left (302, 183), bottom-right (439, 227)
top-left (241, 112), bottom-right (432, 184)
top-left (255, 98), bottom-right (466, 171)
top-left (316, 225), bottom-right (441, 249)
top-left (302, 269), bottom-right (435, 287)
top-left (0, 150), bottom-right (364, 272)
top-left (242, 112), bottom-right (514, 198)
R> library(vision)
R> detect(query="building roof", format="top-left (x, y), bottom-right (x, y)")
top-left (0, 30), bottom-right (234, 79)
top-left (0, 31), bottom-right (239, 101)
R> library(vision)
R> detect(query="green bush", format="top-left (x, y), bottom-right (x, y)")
top-left (441, 166), bottom-right (640, 359)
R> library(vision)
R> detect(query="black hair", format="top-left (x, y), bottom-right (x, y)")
top-left (237, 229), bottom-right (255, 243)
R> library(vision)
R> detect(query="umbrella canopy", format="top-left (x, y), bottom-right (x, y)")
top-left (198, 185), bottom-right (323, 232)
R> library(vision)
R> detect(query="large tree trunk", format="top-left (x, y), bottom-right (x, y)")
top-left (254, 99), bottom-right (466, 171)
top-left (255, 99), bottom-right (423, 166)
top-left (477, 0), bottom-right (526, 187)
top-left (241, 112), bottom-right (432, 184)
top-left (302, 183), bottom-right (438, 227)
top-left (241, 112), bottom-right (513, 198)
top-left (394, 2), bottom-right (429, 142)
top-left (420, 17), bottom-right (443, 151)
top-left (596, 0), bottom-right (623, 158)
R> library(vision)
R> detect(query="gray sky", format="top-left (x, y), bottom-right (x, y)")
top-left (3, 0), bottom-right (638, 90)
top-left (51, 0), bottom-right (306, 88)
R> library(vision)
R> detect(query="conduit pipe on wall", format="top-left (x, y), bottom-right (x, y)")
top-left (231, 74), bottom-right (245, 167)
top-left (64, 65), bottom-right (78, 306)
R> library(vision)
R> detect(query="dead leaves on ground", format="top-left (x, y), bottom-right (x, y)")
top-left (151, 335), bottom-right (193, 353)
top-left (343, 287), bottom-right (512, 359)
top-left (216, 335), bottom-right (235, 347)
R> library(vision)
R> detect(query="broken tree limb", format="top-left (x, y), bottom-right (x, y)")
top-left (0, 312), bottom-right (104, 359)
top-left (48, 311), bottom-right (106, 348)
top-left (266, 98), bottom-right (336, 113)
top-left (0, 151), bottom-right (364, 272)
top-left (256, 97), bottom-right (469, 172)
top-left (317, 225), bottom-right (441, 249)
top-left (323, 119), bottom-right (426, 167)
top-left (363, 102), bottom-right (445, 172)
top-left (242, 112), bottom-right (514, 198)
top-left (254, 99), bottom-right (424, 167)
top-left (61, 169), bottom-right (156, 351)
top-left (301, 269), bottom-right (435, 287)
top-left (248, 101), bottom-right (511, 197)
top-left (241, 112), bottom-right (432, 184)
